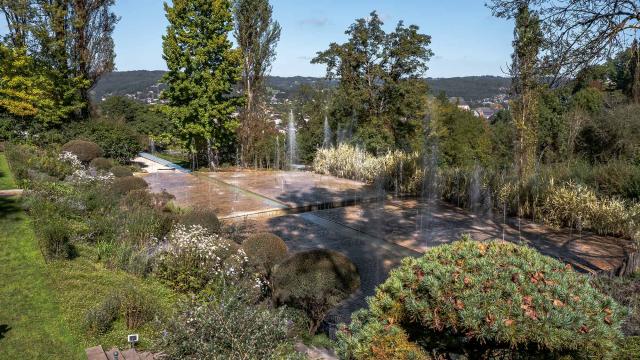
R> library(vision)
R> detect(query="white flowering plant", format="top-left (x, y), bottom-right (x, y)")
top-left (156, 224), bottom-right (263, 294)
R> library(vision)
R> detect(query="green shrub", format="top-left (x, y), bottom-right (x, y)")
top-left (272, 249), bottom-right (360, 334)
top-left (242, 233), bottom-right (288, 276)
top-left (111, 176), bottom-right (147, 195)
top-left (178, 208), bottom-right (221, 234)
top-left (119, 203), bottom-right (172, 248)
top-left (111, 165), bottom-right (134, 177)
top-left (110, 244), bottom-right (154, 277)
top-left (90, 157), bottom-right (113, 171)
top-left (35, 216), bottom-right (75, 261)
top-left (66, 120), bottom-right (143, 163)
top-left (337, 239), bottom-right (624, 359)
top-left (83, 286), bottom-right (157, 335)
top-left (61, 140), bottom-right (103, 162)
top-left (5, 143), bottom-right (75, 182)
top-left (84, 294), bottom-right (121, 335)
top-left (159, 286), bottom-right (300, 359)
top-left (120, 188), bottom-right (175, 212)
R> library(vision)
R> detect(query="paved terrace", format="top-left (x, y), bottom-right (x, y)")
top-left (136, 159), bottom-right (634, 325)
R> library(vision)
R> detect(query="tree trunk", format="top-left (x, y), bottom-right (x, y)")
top-left (206, 138), bottom-right (216, 171)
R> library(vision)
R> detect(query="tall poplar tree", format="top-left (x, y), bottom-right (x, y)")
top-left (233, 0), bottom-right (281, 166)
top-left (510, 4), bottom-right (542, 199)
top-left (162, 0), bottom-right (241, 170)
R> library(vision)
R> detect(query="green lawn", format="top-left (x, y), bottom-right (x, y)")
top-left (0, 154), bottom-right (16, 190)
top-left (0, 166), bottom-right (176, 358)
top-left (0, 196), bottom-right (79, 358)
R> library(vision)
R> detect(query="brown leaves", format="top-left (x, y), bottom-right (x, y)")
top-left (553, 299), bottom-right (565, 308)
top-left (454, 299), bottom-right (465, 310)
top-left (503, 319), bottom-right (515, 326)
top-left (604, 308), bottom-right (613, 325)
top-left (579, 325), bottom-right (590, 333)
top-left (521, 296), bottom-right (538, 320)
top-left (530, 271), bottom-right (545, 284)
top-left (463, 276), bottom-right (472, 286)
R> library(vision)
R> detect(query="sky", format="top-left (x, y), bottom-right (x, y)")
top-left (2, 0), bottom-right (516, 78)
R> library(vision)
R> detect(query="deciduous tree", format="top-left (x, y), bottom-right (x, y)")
top-left (233, 0), bottom-right (281, 167)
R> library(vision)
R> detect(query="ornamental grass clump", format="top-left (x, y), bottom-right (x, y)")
top-left (272, 249), bottom-right (360, 334)
top-left (336, 238), bottom-right (624, 359)
top-left (313, 144), bottom-right (422, 192)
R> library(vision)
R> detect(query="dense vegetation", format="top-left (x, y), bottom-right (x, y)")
top-left (2, 0), bottom-right (640, 357)
top-left (337, 239), bottom-right (626, 359)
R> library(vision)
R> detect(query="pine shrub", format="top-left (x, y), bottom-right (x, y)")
top-left (242, 232), bottom-right (288, 276)
top-left (111, 176), bottom-right (147, 195)
top-left (61, 140), bottom-right (103, 162)
top-left (337, 238), bottom-right (624, 359)
top-left (272, 249), bottom-right (360, 334)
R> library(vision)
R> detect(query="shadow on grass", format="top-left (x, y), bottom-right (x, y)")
top-left (0, 324), bottom-right (10, 341)
top-left (0, 196), bottom-right (22, 220)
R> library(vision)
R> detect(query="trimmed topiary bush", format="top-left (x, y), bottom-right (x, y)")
top-left (90, 157), bottom-right (113, 171)
top-left (336, 238), bottom-right (624, 359)
top-left (242, 233), bottom-right (288, 276)
top-left (272, 249), bottom-right (360, 334)
top-left (110, 165), bottom-right (134, 178)
top-left (61, 140), bottom-right (103, 162)
top-left (178, 208), bottom-right (221, 234)
top-left (111, 176), bottom-right (147, 195)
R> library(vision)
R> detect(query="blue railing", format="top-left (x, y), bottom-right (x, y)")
top-left (138, 152), bottom-right (191, 173)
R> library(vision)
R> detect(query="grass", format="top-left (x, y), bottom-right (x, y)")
top-left (0, 196), bottom-right (79, 359)
top-left (0, 153), bottom-right (16, 190)
top-left (0, 160), bottom-right (178, 358)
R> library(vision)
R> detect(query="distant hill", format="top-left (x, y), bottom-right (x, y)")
top-left (90, 70), bottom-right (166, 101)
top-left (427, 76), bottom-right (511, 102)
top-left (92, 71), bottom-right (510, 103)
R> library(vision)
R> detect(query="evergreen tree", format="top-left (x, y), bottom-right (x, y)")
top-left (162, 0), bottom-right (241, 170)
top-left (233, 0), bottom-right (281, 167)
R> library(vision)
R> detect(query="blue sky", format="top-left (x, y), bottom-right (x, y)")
top-left (3, 0), bottom-right (516, 78)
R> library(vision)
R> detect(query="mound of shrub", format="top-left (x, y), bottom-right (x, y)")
top-left (336, 238), bottom-right (624, 359)
top-left (178, 208), bottom-right (221, 234)
top-left (110, 165), bottom-right (134, 177)
top-left (61, 140), bottom-right (103, 162)
top-left (242, 233), bottom-right (288, 276)
top-left (111, 176), bottom-right (147, 195)
top-left (90, 157), bottom-right (113, 171)
top-left (272, 249), bottom-right (360, 334)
